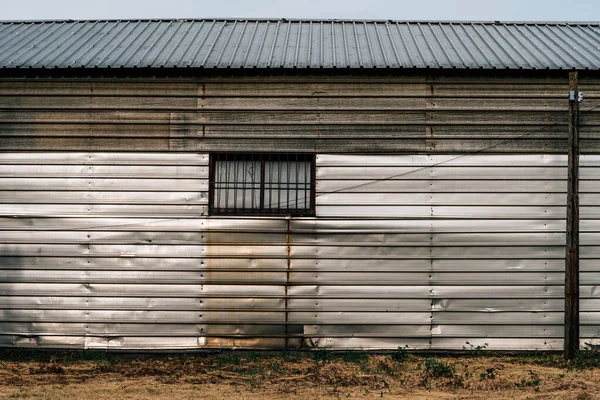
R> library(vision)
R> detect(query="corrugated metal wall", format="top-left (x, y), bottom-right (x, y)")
top-left (0, 74), bottom-right (599, 350)
top-left (312, 154), bottom-right (567, 351)
top-left (0, 152), bottom-right (599, 350)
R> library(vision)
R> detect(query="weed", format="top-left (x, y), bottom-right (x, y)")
top-left (420, 358), bottom-right (463, 388)
top-left (267, 359), bottom-right (285, 376)
top-left (312, 349), bottom-right (330, 365)
top-left (391, 346), bottom-right (410, 362)
top-left (281, 351), bottom-right (301, 363)
top-left (245, 351), bottom-right (261, 363)
top-left (28, 364), bottom-right (64, 375)
top-left (516, 370), bottom-right (541, 390)
top-left (507, 351), bottom-right (559, 367)
top-left (92, 359), bottom-right (117, 373)
top-left (569, 343), bottom-right (600, 370)
top-left (216, 352), bottom-right (241, 366)
top-left (462, 342), bottom-right (489, 356)
top-left (234, 366), bottom-right (264, 376)
top-left (479, 367), bottom-right (496, 380)
top-left (339, 352), bottom-right (369, 373)
top-left (423, 358), bottom-right (455, 378)
top-left (340, 352), bottom-right (367, 364)
top-left (373, 357), bottom-right (399, 376)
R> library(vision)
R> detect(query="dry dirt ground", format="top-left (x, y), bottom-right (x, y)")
top-left (0, 350), bottom-right (599, 399)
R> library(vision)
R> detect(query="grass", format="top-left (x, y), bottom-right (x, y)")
top-left (3, 350), bottom-right (600, 399)
top-left (0, 349), bottom-right (114, 364)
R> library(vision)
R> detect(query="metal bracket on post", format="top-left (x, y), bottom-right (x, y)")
top-left (568, 91), bottom-right (584, 102)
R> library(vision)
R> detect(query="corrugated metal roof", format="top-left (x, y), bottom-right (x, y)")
top-left (1, 19), bottom-right (600, 70)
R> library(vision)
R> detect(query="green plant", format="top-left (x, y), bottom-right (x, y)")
top-left (479, 367), bottom-right (496, 380)
top-left (516, 370), bottom-right (541, 389)
top-left (245, 351), bottom-right (261, 363)
top-left (420, 358), bottom-right (463, 388)
top-left (340, 352), bottom-right (367, 364)
top-left (312, 349), bottom-right (330, 365)
top-left (423, 358), bottom-right (456, 379)
top-left (234, 365), bottom-right (264, 376)
top-left (92, 359), bottom-right (117, 373)
top-left (268, 359), bottom-right (284, 375)
top-left (339, 352), bottom-right (370, 372)
top-left (391, 346), bottom-right (410, 362)
top-left (462, 342), bottom-right (489, 356)
top-left (569, 342), bottom-right (600, 370)
top-left (282, 351), bottom-right (301, 363)
top-left (216, 352), bottom-right (241, 366)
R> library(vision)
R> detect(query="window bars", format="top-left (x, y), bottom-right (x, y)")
top-left (209, 153), bottom-right (315, 216)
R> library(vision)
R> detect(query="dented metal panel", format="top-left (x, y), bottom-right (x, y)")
top-left (0, 151), bottom-right (599, 352)
top-left (312, 153), bottom-right (568, 351)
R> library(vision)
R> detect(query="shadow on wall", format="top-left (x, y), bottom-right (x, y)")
top-left (0, 245), bottom-right (27, 348)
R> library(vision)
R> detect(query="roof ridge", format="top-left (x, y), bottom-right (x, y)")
top-left (1, 18), bottom-right (599, 25)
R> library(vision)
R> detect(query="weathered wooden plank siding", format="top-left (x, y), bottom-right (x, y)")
top-left (1, 75), bottom-right (599, 153)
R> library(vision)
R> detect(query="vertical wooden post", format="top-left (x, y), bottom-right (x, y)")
top-left (565, 71), bottom-right (580, 360)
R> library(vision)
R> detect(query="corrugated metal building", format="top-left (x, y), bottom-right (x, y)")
top-left (0, 19), bottom-right (600, 350)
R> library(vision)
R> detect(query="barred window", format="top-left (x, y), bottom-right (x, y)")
top-left (209, 153), bottom-right (315, 216)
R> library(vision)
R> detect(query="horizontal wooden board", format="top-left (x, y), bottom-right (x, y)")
top-left (203, 82), bottom-right (428, 96)
top-left (0, 81), bottom-right (200, 96)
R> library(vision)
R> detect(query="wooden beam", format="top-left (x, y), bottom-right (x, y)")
top-left (565, 71), bottom-right (580, 360)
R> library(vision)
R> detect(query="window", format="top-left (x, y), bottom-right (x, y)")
top-left (209, 153), bottom-right (315, 216)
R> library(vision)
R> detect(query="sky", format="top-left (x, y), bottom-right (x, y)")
top-left (1, 0), bottom-right (599, 22)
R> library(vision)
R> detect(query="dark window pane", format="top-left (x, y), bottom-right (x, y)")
top-left (214, 159), bottom-right (260, 210)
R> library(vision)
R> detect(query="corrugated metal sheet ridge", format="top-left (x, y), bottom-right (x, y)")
top-left (2, 19), bottom-right (600, 70)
